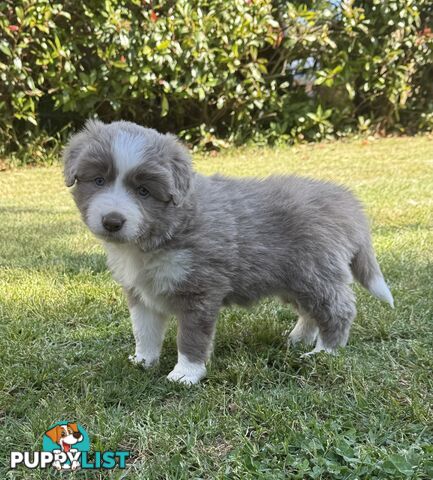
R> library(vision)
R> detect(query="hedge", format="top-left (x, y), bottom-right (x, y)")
top-left (0, 0), bottom-right (432, 162)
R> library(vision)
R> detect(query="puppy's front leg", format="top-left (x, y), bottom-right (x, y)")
top-left (167, 305), bottom-right (218, 385)
top-left (125, 290), bottom-right (169, 368)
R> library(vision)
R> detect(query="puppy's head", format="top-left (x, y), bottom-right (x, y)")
top-left (63, 120), bottom-right (192, 245)
top-left (45, 423), bottom-right (83, 446)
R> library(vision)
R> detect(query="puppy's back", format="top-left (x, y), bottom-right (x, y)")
top-left (202, 174), bottom-right (368, 247)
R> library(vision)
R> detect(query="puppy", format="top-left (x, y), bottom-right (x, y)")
top-left (45, 423), bottom-right (83, 470)
top-left (64, 120), bottom-right (393, 384)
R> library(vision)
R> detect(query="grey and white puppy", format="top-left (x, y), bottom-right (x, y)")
top-left (64, 120), bottom-right (394, 384)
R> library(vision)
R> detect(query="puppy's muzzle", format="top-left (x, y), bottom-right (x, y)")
top-left (102, 212), bottom-right (126, 232)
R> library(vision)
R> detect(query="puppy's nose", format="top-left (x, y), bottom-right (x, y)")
top-left (73, 432), bottom-right (82, 440)
top-left (102, 212), bottom-right (125, 232)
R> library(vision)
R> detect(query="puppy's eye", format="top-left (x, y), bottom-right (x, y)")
top-left (94, 177), bottom-right (105, 186)
top-left (137, 186), bottom-right (150, 198)
top-left (61, 431), bottom-right (66, 437)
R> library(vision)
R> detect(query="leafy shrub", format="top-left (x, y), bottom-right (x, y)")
top-left (0, 0), bottom-right (432, 163)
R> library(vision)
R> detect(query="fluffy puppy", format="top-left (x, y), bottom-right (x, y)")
top-left (64, 120), bottom-right (394, 384)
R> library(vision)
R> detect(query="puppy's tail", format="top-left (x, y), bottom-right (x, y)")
top-left (351, 243), bottom-right (394, 308)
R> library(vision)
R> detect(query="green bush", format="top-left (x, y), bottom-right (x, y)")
top-left (0, 0), bottom-right (432, 163)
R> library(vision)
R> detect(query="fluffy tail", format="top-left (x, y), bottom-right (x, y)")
top-left (351, 243), bottom-right (394, 308)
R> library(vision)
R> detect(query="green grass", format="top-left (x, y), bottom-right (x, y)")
top-left (1, 136), bottom-right (433, 479)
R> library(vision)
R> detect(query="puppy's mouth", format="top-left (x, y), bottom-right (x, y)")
top-left (63, 443), bottom-right (72, 453)
top-left (94, 231), bottom-right (129, 243)
top-left (90, 224), bottom-right (138, 244)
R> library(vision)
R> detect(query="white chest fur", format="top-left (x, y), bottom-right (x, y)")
top-left (104, 242), bottom-right (192, 313)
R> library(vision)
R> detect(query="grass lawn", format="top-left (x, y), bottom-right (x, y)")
top-left (1, 136), bottom-right (433, 479)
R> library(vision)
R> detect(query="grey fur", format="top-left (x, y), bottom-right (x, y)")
top-left (64, 120), bottom-right (394, 381)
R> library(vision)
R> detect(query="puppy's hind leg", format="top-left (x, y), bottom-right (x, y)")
top-left (300, 285), bottom-right (356, 357)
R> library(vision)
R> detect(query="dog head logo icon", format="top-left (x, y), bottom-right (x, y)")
top-left (43, 422), bottom-right (89, 470)
top-left (45, 423), bottom-right (83, 453)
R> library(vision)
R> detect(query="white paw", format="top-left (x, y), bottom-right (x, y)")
top-left (300, 337), bottom-right (335, 358)
top-left (167, 355), bottom-right (206, 385)
top-left (300, 349), bottom-right (333, 358)
top-left (167, 368), bottom-right (206, 385)
top-left (128, 353), bottom-right (159, 368)
top-left (288, 329), bottom-right (318, 347)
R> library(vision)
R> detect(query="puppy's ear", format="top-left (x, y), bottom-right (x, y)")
top-left (164, 133), bottom-right (192, 206)
top-left (45, 425), bottom-right (62, 444)
top-left (68, 423), bottom-right (79, 432)
top-left (63, 119), bottom-right (105, 187)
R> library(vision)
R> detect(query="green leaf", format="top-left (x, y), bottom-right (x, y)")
top-left (15, 6), bottom-right (24, 22)
top-left (157, 40), bottom-right (170, 51)
top-left (161, 94), bottom-right (169, 117)
top-left (197, 87), bottom-right (206, 101)
top-left (26, 77), bottom-right (35, 90)
top-left (0, 43), bottom-right (12, 57)
top-left (111, 61), bottom-right (127, 69)
top-left (216, 97), bottom-right (224, 110)
top-left (345, 83), bottom-right (355, 100)
top-left (54, 35), bottom-right (62, 50)
top-left (13, 57), bottom-right (22, 70)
